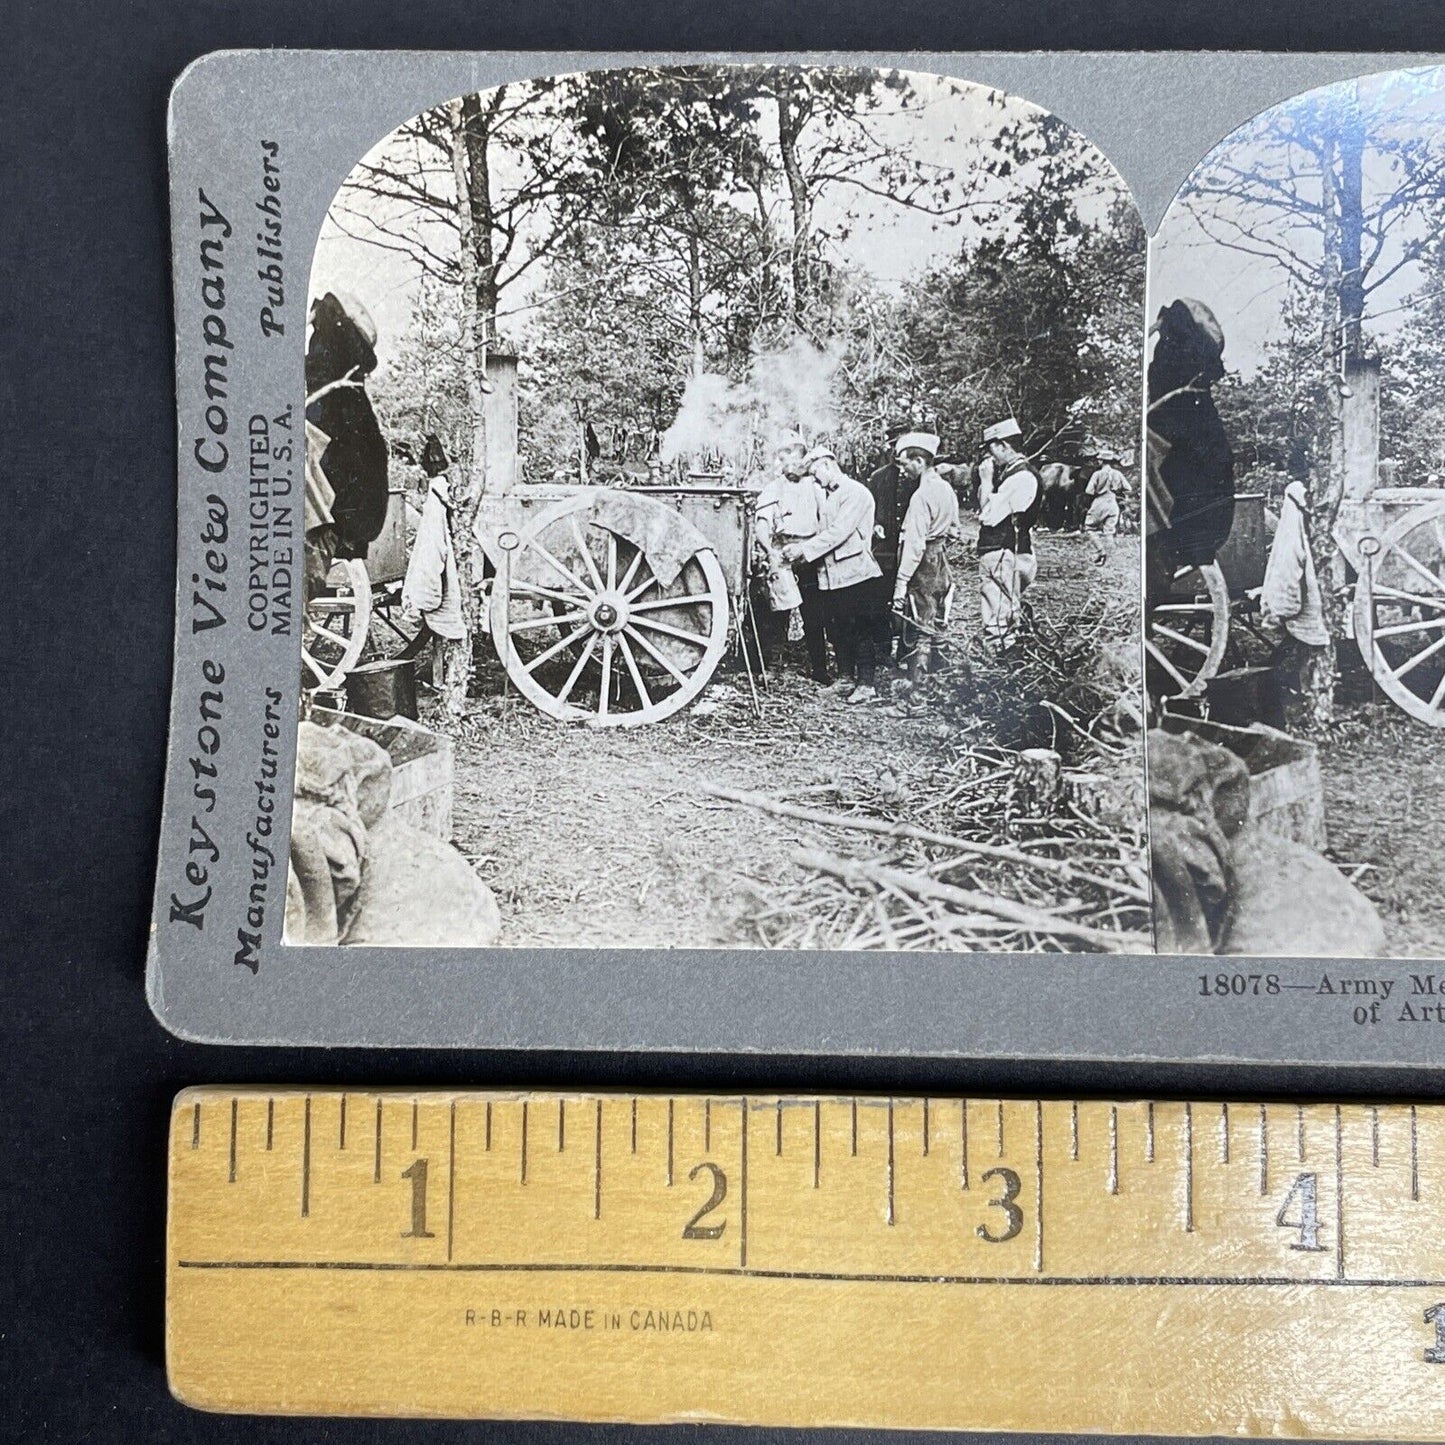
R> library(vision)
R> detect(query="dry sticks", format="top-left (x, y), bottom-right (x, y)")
top-left (701, 784), bottom-right (1149, 905)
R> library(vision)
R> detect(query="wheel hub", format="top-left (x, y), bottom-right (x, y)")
top-left (589, 595), bottom-right (627, 632)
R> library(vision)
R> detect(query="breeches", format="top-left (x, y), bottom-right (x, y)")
top-left (824, 576), bottom-right (889, 683)
top-left (979, 548), bottom-right (1037, 646)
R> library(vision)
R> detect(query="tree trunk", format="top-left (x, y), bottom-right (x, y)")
top-left (445, 96), bottom-right (490, 717)
top-left (774, 79), bottom-right (812, 326)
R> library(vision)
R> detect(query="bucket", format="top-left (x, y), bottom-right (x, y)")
top-left (345, 658), bottom-right (418, 721)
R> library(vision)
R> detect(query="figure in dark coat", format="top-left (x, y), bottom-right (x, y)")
top-left (865, 420), bottom-right (923, 583)
top-left (305, 290), bottom-right (389, 561)
top-left (1148, 297), bottom-right (1235, 569)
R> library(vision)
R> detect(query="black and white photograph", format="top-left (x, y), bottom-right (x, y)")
top-left (1146, 66), bottom-right (1445, 958)
top-left (293, 63), bottom-right (1149, 953)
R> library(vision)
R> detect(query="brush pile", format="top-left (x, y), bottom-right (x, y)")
top-left (709, 596), bottom-right (1150, 953)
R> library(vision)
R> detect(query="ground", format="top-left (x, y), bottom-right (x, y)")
top-left (418, 526), bottom-right (1143, 951)
top-left (1319, 702), bottom-right (1445, 958)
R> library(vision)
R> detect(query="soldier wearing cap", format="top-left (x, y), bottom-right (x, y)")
top-left (1082, 449), bottom-right (1129, 564)
top-left (890, 431), bottom-right (959, 682)
top-left (978, 417), bottom-right (1043, 651)
top-left (782, 447), bottom-right (889, 704)
top-left (752, 435), bottom-right (831, 682)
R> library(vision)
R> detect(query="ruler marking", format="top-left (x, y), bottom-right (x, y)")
top-left (1297, 1105), bottom-right (1306, 1163)
top-left (960, 1101), bottom-right (969, 1191)
top-left (301, 1096), bottom-right (311, 1219)
top-left (594, 1100), bottom-right (603, 1221)
top-left (704, 1098), bottom-right (711, 1152)
top-left (1334, 1104), bottom-right (1344, 1281)
top-left (411, 1101), bottom-right (418, 1152)
top-left (339, 1095), bottom-right (347, 1151)
top-left (175, 1259), bottom-right (1445, 1288)
top-left (1184, 1103), bottom-right (1194, 1234)
top-left (521, 1101), bottom-right (529, 1185)
top-left (485, 1101), bottom-right (492, 1152)
top-left (887, 1099), bottom-right (896, 1227)
top-left (1034, 1100), bottom-right (1044, 1273)
top-left (1107, 1105), bottom-right (1118, 1195)
top-left (851, 1099), bottom-right (858, 1156)
top-left (1371, 1106), bottom-right (1380, 1167)
top-left (667, 1100), bottom-right (674, 1186)
top-left (374, 1100), bottom-right (382, 1183)
top-left (631, 1097), bottom-right (637, 1153)
top-left (996, 1100), bottom-right (1005, 1158)
top-left (447, 1101), bottom-right (456, 1263)
top-left (1070, 1101), bottom-right (1079, 1161)
top-left (1412, 1105), bottom-right (1420, 1201)
top-left (739, 1099), bottom-right (749, 1269)
top-left (813, 1101), bottom-right (821, 1188)
top-left (1260, 1104), bottom-right (1269, 1196)
top-left (558, 1099), bottom-right (565, 1153)
top-left (266, 1098), bottom-right (273, 1152)
top-left (1146, 1101), bottom-right (1154, 1162)
top-left (1221, 1103), bottom-right (1230, 1165)
top-left (776, 1099), bottom-right (783, 1156)
top-left (192, 1101), bottom-right (200, 1150)
top-left (923, 1098), bottom-right (930, 1157)
top-left (228, 1099), bottom-right (237, 1183)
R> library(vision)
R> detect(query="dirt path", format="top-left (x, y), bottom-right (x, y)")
top-left (431, 528), bottom-right (1141, 950)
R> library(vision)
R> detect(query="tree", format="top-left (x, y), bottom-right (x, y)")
top-left (1172, 69), bottom-right (1445, 729)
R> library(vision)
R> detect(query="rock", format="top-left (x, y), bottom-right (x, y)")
top-left (343, 818), bottom-right (502, 948)
top-left (1222, 826), bottom-right (1386, 958)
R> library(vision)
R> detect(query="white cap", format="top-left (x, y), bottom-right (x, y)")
top-left (894, 431), bottom-right (940, 459)
top-left (802, 444), bottom-right (836, 467)
top-left (777, 433), bottom-right (808, 454)
top-left (982, 417), bottom-right (1022, 444)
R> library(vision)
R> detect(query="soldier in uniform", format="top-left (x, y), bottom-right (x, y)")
top-left (977, 417), bottom-right (1043, 652)
top-left (890, 431), bottom-right (960, 682)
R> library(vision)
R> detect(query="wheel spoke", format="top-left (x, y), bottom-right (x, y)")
top-left (1387, 542), bottom-right (1445, 598)
top-left (625, 570), bottom-right (659, 602)
top-left (1390, 629), bottom-right (1445, 681)
top-left (597, 635), bottom-right (614, 720)
top-left (1144, 637), bottom-right (1193, 693)
top-left (526, 539), bottom-right (593, 598)
top-left (511, 580), bottom-right (591, 608)
top-left (628, 614), bottom-right (710, 647)
top-left (618, 547), bottom-right (645, 596)
top-left (508, 609), bottom-right (588, 634)
top-left (1151, 622), bottom-right (1213, 657)
top-left (569, 514), bottom-right (606, 593)
top-left (617, 633), bottom-right (652, 710)
top-left (310, 623), bottom-right (354, 650)
top-left (624, 623), bottom-right (692, 687)
top-left (1369, 584), bottom-right (1445, 612)
top-left (522, 622), bottom-right (594, 674)
top-left (301, 649), bottom-right (331, 685)
top-left (606, 532), bottom-right (618, 592)
top-left (1373, 615), bottom-right (1445, 640)
top-left (628, 594), bottom-right (716, 614)
top-left (555, 634), bottom-right (598, 707)
top-left (1152, 603), bottom-right (1216, 615)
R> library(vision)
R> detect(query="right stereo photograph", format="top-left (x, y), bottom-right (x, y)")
top-left (1146, 66), bottom-right (1445, 960)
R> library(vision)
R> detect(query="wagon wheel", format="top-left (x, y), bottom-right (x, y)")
top-left (1352, 498), bottom-right (1445, 727)
top-left (302, 557), bottom-right (371, 690)
top-left (1145, 560), bottom-right (1229, 701)
top-left (491, 493), bottom-right (729, 726)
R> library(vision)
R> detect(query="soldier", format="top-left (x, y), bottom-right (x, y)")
top-left (1082, 449), bottom-right (1128, 564)
top-left (752, 436), bottom-right (831, 683)
top-left (782, 447), bottom-right (889, 704)
top-left (890, 431), bottom-right (960, 682)
top-left (977, 417), bottom-right (1043, 652)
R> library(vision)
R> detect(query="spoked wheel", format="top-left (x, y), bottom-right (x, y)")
top-left (1352, 499), bottom-right (1445, 727)
top-left (1145, 560), bottom-right (1229, 702)
top-left (302, 557), bottom-right (371, 690)
top-left (491, 493), bottom-right (729, 726)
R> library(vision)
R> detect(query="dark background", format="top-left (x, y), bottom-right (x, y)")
top-left (8, 2), bottom-right (1445, 1440)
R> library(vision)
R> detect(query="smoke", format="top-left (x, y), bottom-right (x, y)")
top-left (659, 336), bottom-right (845, 467)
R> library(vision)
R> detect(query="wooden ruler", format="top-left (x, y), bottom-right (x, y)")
top-left (168, 1088), bottom-right (1445, 1435)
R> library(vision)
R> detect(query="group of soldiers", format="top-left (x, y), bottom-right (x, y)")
top-left (751, 416), bottom-right (1047, 709)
